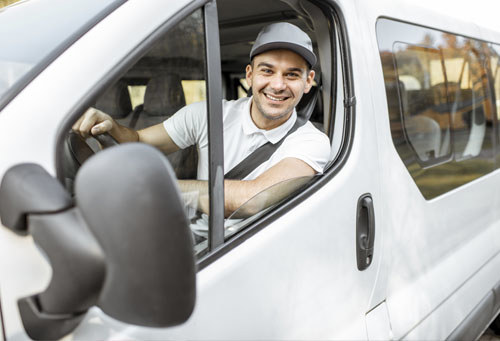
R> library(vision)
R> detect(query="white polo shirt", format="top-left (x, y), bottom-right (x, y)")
top-left (163, 96), bottom-right (330, 180)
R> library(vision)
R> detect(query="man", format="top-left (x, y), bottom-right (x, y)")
top-left (73, 22), bottom-right (330, 216)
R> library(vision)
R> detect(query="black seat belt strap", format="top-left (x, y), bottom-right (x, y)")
top-left (225, 86), bottom-right (319, 180)
top-left (224, 116), bottom-right (306, 180)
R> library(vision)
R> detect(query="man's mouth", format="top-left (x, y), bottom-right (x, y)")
top-left (263, 93), bottom-right (290, 102)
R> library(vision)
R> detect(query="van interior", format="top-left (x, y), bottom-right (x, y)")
top-left (62, 0), bottom-right (338, 255)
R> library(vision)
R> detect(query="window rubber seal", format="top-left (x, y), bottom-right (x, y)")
top-left (204, 0), bottom-right (225, 251)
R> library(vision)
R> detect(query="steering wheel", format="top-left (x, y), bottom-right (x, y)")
top-left (62, 131), bottom-right (119, 193)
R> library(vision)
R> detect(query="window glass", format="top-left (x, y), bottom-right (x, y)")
top-left (492, 49), bottom-right (500, 118)
top-left (237, 78), bottom-right (249, 99)
top-left (128, 10), bottom-right (209, 257)
top-left (444, 40), bottom-right (491, 161)
top-left (224, 175), bottom-right (316, 238)
top-left (394, 44), bottom-right (452, 164)
top-left (181, 80), bottom-right (207, 105)
top-left (217, 0), bottom-right (333, 238)
top-left (66, 0), bottom-right (336, 257)
top-left (486, 43), bottom-right (500, 143)
top-left (127, 85), bottom-right (146, 109)
top-left (62, 9), bottom-right (210, 258)
top-left (100, 9), bottom-right (206, 132)
top-left (377, 19), bottom-right (496, 199)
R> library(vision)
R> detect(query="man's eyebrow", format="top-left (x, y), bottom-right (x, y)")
top-left (256, 63), bottom-right (305, 73)
top-left (256, 62), bottom-right (274, 69)
top-left (286, 67), bottom-right (305, 73)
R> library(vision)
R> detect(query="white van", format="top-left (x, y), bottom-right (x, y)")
top-left (1, 0), bottom-right (500, 340)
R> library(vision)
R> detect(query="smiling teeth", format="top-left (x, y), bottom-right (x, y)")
top-left (266, 94), bottom-right (286, 101)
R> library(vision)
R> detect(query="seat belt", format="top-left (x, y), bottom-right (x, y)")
top-left (225, 87), bottom-right (318, 180)
top-left (224, 116), bottom-right (306, 180)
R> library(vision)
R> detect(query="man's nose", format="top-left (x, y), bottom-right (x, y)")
top-left (269, 74), bottom-right (287, 91)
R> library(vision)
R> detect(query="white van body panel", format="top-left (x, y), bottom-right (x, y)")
top-left (0, 0), bottom-right (500, 339)
top-left (0, 0), bottom-right (191, 339)
top-left (359, 0), bottom-right (500, 339)
top-left (74, 154), bottom-right (383, 339)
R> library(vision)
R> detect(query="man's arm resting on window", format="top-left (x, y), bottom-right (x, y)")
top-left (178, 157), bottom-right (316, 216)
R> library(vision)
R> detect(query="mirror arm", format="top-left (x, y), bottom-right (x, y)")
top-left (18, 208), bottom-right (105, 340)
top-left (0, 164), bottom-right (72, 234)
top-left (18, 297), bottom-right (87, 341)
top-left (16, 207), bottom-right (105, 340)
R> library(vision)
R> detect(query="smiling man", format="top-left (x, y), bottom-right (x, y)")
top-left (73, 23), bottom-right (330, 216)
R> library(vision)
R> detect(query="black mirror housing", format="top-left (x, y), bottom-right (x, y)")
top-left (0, 163), bottom-right (72, 232)
top-left (0, 143), bottom-right (196, 339)
top-left (75, 143), bottom-right (196, 327)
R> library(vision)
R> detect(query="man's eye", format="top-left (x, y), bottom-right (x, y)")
top-left (287, 73), bottom-right (299, 78)
top-left (261, 69), bottom-right (272, 74)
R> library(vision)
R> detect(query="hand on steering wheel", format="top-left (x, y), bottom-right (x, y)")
top-left (62, 108), bottom-right (121, 193)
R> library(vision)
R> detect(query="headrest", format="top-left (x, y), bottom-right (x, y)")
top-left (296, 86), bottom-right (319, 121)
top-left (95, 80), bottom-right (132, 119)
top-left (143, 74), bottom-right (186, 116)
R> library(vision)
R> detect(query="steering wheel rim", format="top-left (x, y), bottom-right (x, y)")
top-left (93, 132), bottom-right (119, 149)
top-left (62, 131), bottom-right (119, 193)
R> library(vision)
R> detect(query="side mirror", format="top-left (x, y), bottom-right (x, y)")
top-left (0, 143), bottom-right (196, 340)
top-left (75, 143), bottom-right (196, 327)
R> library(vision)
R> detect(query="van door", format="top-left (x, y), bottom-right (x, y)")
top-left (66, 0), bottom-right (386, 338)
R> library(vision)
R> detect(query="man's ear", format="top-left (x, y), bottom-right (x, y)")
top-left (303, 70), bottom-right (315, 94)
top-left (245, 64), bottom-right (253, 88)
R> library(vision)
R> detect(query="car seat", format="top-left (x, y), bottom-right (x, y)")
top-left (95, 79), bottom-right (132, 119)
top-left (132, 73), bottom-right (198, 179)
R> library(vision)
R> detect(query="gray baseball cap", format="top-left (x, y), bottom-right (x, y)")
top-left (250, 22), bottom-right (317, 67)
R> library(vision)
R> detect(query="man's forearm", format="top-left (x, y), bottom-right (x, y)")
top-left (178, 180), bottom-right (210, 214)
top-left (224, 179), bottom-right (262, 215)
top-left (177, 158), bottom-right (316, 217)
top-left (178, 179), bottom-right (265, 217)
top-left (110, 122), bottom-right (139, 143)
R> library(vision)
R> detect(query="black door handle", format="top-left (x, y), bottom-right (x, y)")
top-left (356, 193), bottom-right (375, 271)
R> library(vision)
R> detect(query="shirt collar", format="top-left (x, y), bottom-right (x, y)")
top-left (242, 96), bottom-right (297, 144)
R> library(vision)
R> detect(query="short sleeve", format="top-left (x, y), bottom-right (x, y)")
top-left (279, 123), bottom-right (331, 173)
top-left (163, 101), bottom-right (208, 149)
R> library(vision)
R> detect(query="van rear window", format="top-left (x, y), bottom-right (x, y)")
top-left (377, 18), bottom-right (496, 199)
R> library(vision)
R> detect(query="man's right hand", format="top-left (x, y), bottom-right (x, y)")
top-left (72, 107), bottom-right (115, 138)
top-left (71, 107), bottom-right (177, 152)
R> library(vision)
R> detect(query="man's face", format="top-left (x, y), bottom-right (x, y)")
top-left (246, 49), bottom-right (315, 129)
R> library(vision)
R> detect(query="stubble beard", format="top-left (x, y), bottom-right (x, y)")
top-left (254, 90), bottom-right (296, 122)
top-left (254, 99), bottom-right (293, 121)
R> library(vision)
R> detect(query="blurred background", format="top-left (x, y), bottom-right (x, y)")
top-left (0, 0), bottom-right (18, 8)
